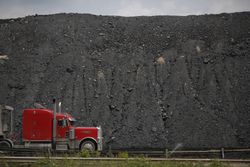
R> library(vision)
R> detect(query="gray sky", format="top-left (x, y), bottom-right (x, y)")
top-left (0, 0), bottom-right (250, 19)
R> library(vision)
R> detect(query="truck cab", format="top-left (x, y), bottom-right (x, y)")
top-left (22, 108), bottom-right (102, 151)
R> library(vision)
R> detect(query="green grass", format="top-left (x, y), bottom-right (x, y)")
top-left (30, 159), bottom-right (232, 167)
top-left (117, 151), bottom-right (129, 158)
top-left (0, 152), bottom-right (235, 167)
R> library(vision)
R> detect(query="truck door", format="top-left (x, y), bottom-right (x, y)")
top-left (57, 119), bottom-right (69, 139)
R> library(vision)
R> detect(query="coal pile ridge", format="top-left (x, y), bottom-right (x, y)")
top-left (0, 12), bottom-right (250, 150)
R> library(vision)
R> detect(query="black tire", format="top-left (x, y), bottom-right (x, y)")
top-left (0, 140), bottom-right (12, 148)
top-left (80, 140), bottom-right (96, 152)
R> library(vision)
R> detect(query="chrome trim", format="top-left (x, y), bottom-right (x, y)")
top-left (22, 140), bottom-right (51, 142)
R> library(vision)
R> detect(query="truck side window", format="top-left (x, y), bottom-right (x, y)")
top-left (58, 119), bottom-right (67, 127)
top-left (58, 120), bottom-right (63, 126)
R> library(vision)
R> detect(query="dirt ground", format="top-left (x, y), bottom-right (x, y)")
top-left (0, 12), bottom-right (249, 150)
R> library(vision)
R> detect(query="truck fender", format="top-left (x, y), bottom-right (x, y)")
top-left (79, 137), bottom-right (97, 150)
top-left (0, 138), bottom-right (14, 148)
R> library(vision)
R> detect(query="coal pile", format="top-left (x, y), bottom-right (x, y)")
top-left (0, 12), bottom-right (249, 150)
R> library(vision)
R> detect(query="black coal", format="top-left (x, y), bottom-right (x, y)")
top-left (0, 12), bottom-right (249, 149)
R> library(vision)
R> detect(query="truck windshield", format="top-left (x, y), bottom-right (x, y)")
top-left (69, 120), bottom-right (76, 126)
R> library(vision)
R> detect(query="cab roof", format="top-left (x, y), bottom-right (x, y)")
top-left (23, 108), bottom-right (75, 120)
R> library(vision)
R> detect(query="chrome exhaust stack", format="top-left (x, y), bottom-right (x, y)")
top-left (52, 99), bottom-right (57, 150)
top-left (58, 102), bottom-right (62, 113)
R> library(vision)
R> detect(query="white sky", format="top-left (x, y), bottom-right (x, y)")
top-left (0, 0), bottom-right (249, 19)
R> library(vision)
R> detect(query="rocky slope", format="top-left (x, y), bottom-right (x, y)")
top-left (0, 12), bottom-right (249, 149)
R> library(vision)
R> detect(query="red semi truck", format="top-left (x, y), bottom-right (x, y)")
top-left (0, 101), bottom-right (103, 151)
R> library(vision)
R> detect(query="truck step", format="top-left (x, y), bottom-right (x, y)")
top-left (56, 144), bottom-right (68, 151)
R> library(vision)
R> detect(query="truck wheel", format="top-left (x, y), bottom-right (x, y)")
top-left (0, 140), bottom-right (12, 148)
top-left (80, 140), bottom-right (96, 152)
